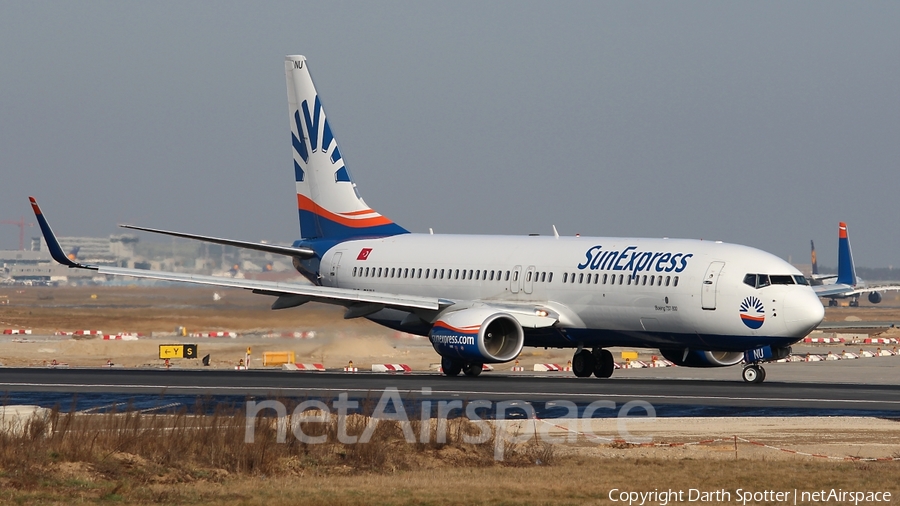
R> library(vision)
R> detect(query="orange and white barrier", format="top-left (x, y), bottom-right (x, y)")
top-left (803, 337), bottom-right (845, 344)
top-left (533, 363), bottom-right (563, 372)
top-left (102, 334), bottom-right (140, 341)
top-left (282, 363), bottom-right (326, 372)
top-left (2, 329), bottom-right (31, 335)
top-left (55, 330), bottom-right (103, 336)
top-left (865, 337), bottom-right (898, 344)
top-left (264, 331), bottom-right (316, 338)
top-left (191, 331), bottom-right (237, 338)
top-left (372, 363), bottom-right (412, 373)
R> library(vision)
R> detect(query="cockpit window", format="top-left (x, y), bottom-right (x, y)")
top-left (744, 273), bottom-right (773, 288)
top-left (745, 273), bottom-right (806, 288)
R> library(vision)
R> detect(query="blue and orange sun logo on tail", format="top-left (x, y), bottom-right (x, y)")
top-left (739, 296), bottom-right (765, 329)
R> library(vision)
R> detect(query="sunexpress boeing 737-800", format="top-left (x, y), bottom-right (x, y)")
top-left (30, 55), bottom-right (825, 383)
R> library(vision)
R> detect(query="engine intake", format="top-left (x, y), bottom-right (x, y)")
top-left (429, 308), bottom-right (524, 363)
top-left (659, 348), bottom-right (745, 368)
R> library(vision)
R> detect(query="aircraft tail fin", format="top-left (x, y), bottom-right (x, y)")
top-left (835, 222), bottom-right (857, 286)
top-left (285, 55), bottom-right (408, 241)
top-left (810, 240), bottom-right (818, 275)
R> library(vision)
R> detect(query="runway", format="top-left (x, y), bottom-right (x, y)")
top-left (1, 367), bottom-right (898, 416)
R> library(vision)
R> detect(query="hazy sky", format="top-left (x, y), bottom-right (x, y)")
top-left (2, 2), bottom-right (898, 267)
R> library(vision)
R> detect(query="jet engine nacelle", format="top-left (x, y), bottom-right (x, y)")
top-left (659, 348), bottom-right (745, 368)
top-left (429, 308), bottom-right (524, 363)
top-left (868, 292), bottom-right (883, 304)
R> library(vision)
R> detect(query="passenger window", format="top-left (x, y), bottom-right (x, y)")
top-left (649, 276), bottom-right (654, 286)
top-left (526, 272), bottom-right (532, 282)
top-left (440, 269), bottom-right (445, 279)
top-left (577, 273), bottom-right (582, 283)
top-left (673, 276), bottom-right (679, 287)
top-left (627, 275), bottom-right (632, 286)
top-left (417, 268), bottom-right (422, 278)
top-left (475, 270), bottom-right (480, 280)
top-left (505, 271), bottom-right (510, 281)
top-left (469, 269), bottom-right (474, 279)
top-left (489, 271), bottom-right (495, 281)
top-left (548, 272), bottom-right (553, 283)
top-left (619, 274), bottom-right (624, 285)
top-left (541, 272), bottom-right (547, 282)
top-left (513, 270), bottom-right (519, 282)
top-left (602, 274), bottom-right (608, 284)
top-left (665, 275), bottom-right (670, 286)
top-left (454, 269), bottom-right (459, 280)
top-left (563, 273), bottom-right (568, 283)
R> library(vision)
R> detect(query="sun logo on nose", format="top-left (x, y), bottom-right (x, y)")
top-left (739, 296), bottom-right (765, 329)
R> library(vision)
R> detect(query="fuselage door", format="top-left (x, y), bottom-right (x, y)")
top-left (510, 265), bottom-right (522, 294)
top-left (701, 261), bottom-right (725, 310)
top-left (329, 251), bottom-right (343, 288)
top-left (523, 265), bottom-right (536, 294)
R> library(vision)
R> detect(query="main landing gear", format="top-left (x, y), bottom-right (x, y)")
top-left (442, 357), bottom-right (483, 377)
top-left (571, 348), bottom-right (615, 378)
top-left (741, 364), bottom-right (766, 384)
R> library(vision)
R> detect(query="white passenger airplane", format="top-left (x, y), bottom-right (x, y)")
top-left (812, 222), bottom-right (900, 307)
top-left (30, 55), bottom-right (825, 383)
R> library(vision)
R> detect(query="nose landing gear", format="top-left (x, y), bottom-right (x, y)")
top-left (741, 364), bottom-right (766, 384)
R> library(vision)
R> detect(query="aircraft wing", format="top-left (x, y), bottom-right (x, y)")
top-left (813, 283), bottom-right (900, 298)
top-left (29, 196), bottom-right (446, 313)
top-left (118, 224), bottom-right (316, 259)
top-left (98, 265), bottom-right (445, 311)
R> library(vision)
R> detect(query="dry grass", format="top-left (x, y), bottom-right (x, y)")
top-left (1, 404), bottom-right (898, 505)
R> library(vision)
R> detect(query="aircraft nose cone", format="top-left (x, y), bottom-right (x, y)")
top-left (784, 289), bottom-right (825, 336)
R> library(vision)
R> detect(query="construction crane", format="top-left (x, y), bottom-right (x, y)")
top-left (1, 217), bottom-right (35, 251)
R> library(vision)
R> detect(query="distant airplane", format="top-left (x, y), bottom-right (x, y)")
top-left (812, 222), bottom-right (900, 307)
top-left (28, 54), bottom-right (825, 383)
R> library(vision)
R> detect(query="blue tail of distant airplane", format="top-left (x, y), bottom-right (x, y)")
top-left (285, 55), bottom-right (408, 241)
top-left (835, 222), bottom-right (857, 286)
top-left (810, 240), bottom-right (818, 275)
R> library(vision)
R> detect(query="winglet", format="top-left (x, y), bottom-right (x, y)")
top-left (28, 197), bottom-right (95, 270)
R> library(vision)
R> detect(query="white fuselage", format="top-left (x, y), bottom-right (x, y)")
top-left (316, 234), bottom-right (824, 353)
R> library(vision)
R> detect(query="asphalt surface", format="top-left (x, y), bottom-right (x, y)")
top-left (1, 366), bottom-right (898, 413)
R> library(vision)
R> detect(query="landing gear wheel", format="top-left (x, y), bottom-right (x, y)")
top-left (442, 357), bottom-right (462, 377)
top-left (463, 362), bottom-right (483, 377)
top-left (849, 299), bottom-right (859, 307)
top-left (742, 364), bottom-right (765, 384)
top-left (828, 299), bottom-right (838, 307)
top-left (572, 350), bottom-right (596, 377)
top-left (593, 349), bottom-right (615, 378)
